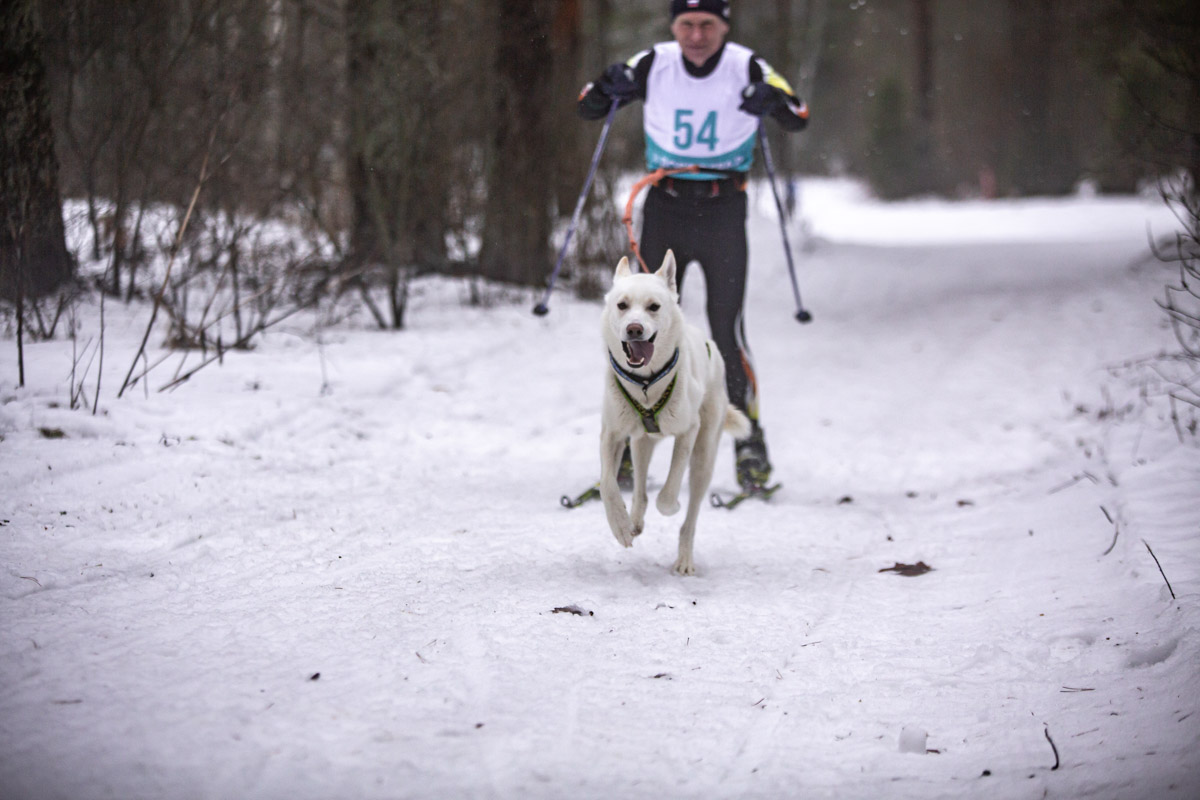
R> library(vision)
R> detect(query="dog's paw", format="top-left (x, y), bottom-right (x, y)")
top-left (609, 520), bottom-right (636, 548)
top-left (604, 498), bottom-right (636, 547)
top-left (671, 554), bottom-right (696, 576)
top-left (630, 503), bottom-right (646, 536)
top-left (656, 493), bottom-right (681, 517)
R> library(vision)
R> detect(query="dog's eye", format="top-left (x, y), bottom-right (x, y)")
top-left (617, 301), bottom-right (629, 311)
top-left (647, 303), bottom-right (660, 313)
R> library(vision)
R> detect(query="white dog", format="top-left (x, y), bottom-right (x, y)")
top-left (599, 250), bottom-right (751, 575)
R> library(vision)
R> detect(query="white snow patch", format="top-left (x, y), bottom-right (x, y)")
top-left (1, 182), bottom-right (1198, 799)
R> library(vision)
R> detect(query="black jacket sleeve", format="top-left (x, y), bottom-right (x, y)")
top-left (749, 56), bottom-right (809, 132)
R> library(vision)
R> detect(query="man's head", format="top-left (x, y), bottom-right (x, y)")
top-left (670, 0), bottom-right (730, 66)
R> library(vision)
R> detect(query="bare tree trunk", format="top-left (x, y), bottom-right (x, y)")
top-left (772, 0), bottom-right (794, 177)
top-left (479, 0), bottom-right (555, 286)
top-left (1, 0), bottom-right (74, 304)
top-left (550, 0), bottom-right (584, 217)
top-left (912, 0), bottom-right (936, 193)
top-left (15, 267), bottom-right (25, 386)
top-left (346, 0), bottom-right (450, 326)
top-left (595, 0), bottom-right (613, 65)
top-left (1005, 0), bottom-right (1075, 195)
top-left (790, 0), bottom-right (827, 175)
top-left (1189, 88), bottom-right (1200, 203)
top-left (913, 0), bottom-right (934, 130)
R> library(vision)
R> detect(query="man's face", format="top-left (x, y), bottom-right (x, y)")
top-left (670, 12), bottom-right (729, 66)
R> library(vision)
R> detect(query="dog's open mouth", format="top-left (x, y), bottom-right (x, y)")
top-left (622, 333), bottom-right (656, 369)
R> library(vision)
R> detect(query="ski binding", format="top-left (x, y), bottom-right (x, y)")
top-left (561, 483), bottom-right (601, 509)
top-left (710, 482), bottom-right (781, 510)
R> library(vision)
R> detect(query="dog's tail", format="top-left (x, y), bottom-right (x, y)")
top-left (723, 406), bottom-right (753, 439)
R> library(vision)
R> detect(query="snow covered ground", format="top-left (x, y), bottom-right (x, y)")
top-left (2, 180), bottom-right (1198, 799)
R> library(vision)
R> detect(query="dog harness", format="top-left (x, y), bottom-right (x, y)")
top-left (614, 374), bottom-right (677, 435)
top-left (609, 347), bottom-right (681, 434)
top-left (608, 347), bottom-right (679, 398)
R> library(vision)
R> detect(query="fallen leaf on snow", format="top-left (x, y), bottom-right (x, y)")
top-left (879, 561), bottom-right (934, 577)
top-left (552, 605), bottom-right (593, 616)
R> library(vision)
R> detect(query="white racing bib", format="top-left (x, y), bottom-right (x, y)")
top-left (642, 41), bottom-right (758, 179)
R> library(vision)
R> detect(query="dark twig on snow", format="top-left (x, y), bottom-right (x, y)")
top-left (1143, 540), bottom-right (1177, 600)
top-left (1048, 472), bottom-right (1098, 495)
top-left (552, 605), bottom-right (593, 617)
top-left (156, 302), bottom-right (311, 391)
top-left (1169, 395), bottom-right (1185, 442)
top-left (142, 264), bottom-right (369, 393)
top-left (1100, 506), bottom-right (1120, 556)
top-left (1044, 725), bottom-right (1060, 771)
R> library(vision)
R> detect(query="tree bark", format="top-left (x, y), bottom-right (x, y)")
top-left (1, 0), bottom-right (73, 302)
top-left (772, 0), bottom-right (794, 177)
top-left (912, 0), bottom-right (936, 193)
top-left (347, 0), bottom-right (448, 270)
top-left (1005, 0), bottom-right (1075, 195)
top-left (550, 0), bottom-right (584, 217)
top-left (346, 0), bottom-right (450, 326)
top-left (479, 0), bottom-right (555, 286)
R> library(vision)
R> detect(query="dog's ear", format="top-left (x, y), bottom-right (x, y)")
top-left (656, 250), bottom-right (678, 295)
top-left (614, 256), bottom-right (632, 282)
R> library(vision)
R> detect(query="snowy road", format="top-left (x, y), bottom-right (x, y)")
top-left (2, 183), bottom-right (1198, 799)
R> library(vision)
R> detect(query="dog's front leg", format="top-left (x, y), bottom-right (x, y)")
top-left (673, 422), bottom-right (721, 576)
top-left (656, 424), bottom-right (699, 516)
top-left (629, 436), bottom-right (655, 536)
top-left (599, 429), bottom-right (636, 547)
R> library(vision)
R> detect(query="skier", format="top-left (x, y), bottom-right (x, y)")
top-left (577, 0), bottom-right (809, 494)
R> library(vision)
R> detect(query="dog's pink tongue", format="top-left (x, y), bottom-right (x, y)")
top-left (627, 340), bottom-right (654, 364)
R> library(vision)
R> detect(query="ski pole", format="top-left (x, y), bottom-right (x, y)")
top-left (533, 98), bottom-right (620, 316)
top-left (758, 121), bottom-right (812, 323)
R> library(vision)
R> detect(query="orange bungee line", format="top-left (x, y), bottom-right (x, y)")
top-left (622, 164), bottom-right (703, 272)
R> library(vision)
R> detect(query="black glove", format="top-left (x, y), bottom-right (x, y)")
top-left (597, 63), bottom-right (639, 103)
top-left (739, 82), bottom-right (786, 117)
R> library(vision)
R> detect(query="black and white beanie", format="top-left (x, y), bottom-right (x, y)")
top-left (670, 0), bottom-right (731, 22)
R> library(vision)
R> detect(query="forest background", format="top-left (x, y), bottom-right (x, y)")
top-left (1, 0), bottom-right (1197, 340)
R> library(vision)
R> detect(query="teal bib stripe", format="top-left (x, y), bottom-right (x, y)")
top-left (642, 41), bottom-right (759, 179)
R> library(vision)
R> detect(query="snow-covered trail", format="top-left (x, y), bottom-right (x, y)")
top-left (2, 185), bottom-right (1198, 799)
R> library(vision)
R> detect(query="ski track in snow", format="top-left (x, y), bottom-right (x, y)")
top-left (2, 182), bottom-right (1199, 799)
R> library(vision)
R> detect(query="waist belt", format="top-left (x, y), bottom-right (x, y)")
top-left (661, 175), bottom-right (747, 200)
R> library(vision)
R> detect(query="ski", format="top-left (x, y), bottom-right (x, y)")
top-left (561, 483), bottom-right (601, 509)
top-left (565, 479), bottom-right (778, 510)
top-left (710, 482), bottom-right (782, 510)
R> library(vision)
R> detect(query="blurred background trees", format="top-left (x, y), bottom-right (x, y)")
top-left (2, 0), bottom-right (1197, 310)
top-left (2, 0), bottom-right (73, 303)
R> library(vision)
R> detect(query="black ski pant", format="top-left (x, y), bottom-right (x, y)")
top-left (638, 180), bottom-right (761, 428)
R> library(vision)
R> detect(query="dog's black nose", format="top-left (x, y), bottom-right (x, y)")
top-left (626, 322), bottom-right (644, 340)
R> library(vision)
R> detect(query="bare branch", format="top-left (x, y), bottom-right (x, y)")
top-left (1142, 540), bottom-right (1176, 600)
top-left (118, 119), bottom-right (221, 397)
